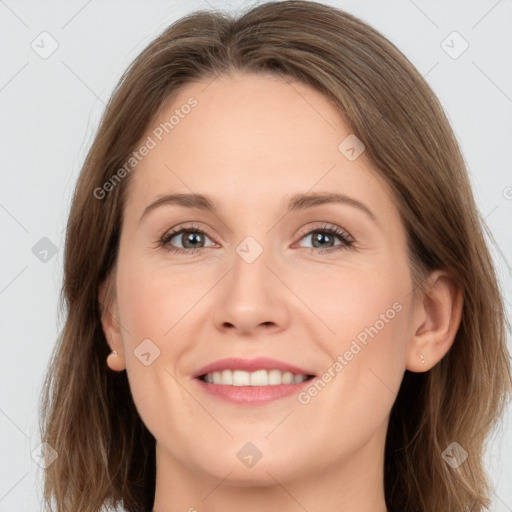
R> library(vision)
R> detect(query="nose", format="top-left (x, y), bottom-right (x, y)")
top-left (213, 249), bottom-right (291, 337)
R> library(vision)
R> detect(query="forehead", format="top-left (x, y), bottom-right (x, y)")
top-left (125, 72), bottom-right (396, 220)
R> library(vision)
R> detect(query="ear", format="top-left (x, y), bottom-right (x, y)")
top-left (98, 275), bottom-right (126, 372)
top-left (406, 270), bottom-right (463, 372)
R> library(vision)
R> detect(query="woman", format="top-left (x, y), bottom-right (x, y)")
top-left (39, 1), bottom-right (512, 511)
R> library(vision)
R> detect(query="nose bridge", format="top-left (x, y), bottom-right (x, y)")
top-left (213, 231), bottom-right (290, 334)
top-left (229, 233), bottom-right (274, 299)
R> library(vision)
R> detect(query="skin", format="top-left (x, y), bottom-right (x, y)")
top-left (100, 72), bottom-right (462, 512)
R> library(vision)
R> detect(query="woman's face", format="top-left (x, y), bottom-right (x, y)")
top-left (103, 72), bottom-right (420, 490)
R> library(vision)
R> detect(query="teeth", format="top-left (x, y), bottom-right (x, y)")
top-left (202, 369), bottom-right (309, 386)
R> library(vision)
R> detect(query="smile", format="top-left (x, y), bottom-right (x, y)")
top-left (199, 369), bottom-right (313, 386)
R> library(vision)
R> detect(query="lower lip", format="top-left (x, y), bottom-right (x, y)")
top-left (194, 377), bottom-right (314, 405)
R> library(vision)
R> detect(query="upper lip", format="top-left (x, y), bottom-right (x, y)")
top-left (193, 357), bottom-right (316, 378)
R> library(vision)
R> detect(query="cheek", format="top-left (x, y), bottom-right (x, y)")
top-left (116, 258), bottom-right (204, 345)
top-left (301, 265), bottom-right (410, 410)
top-left (294, 272), bottom-right (410, 460)
top-left (301, 263), bottom-right (408, 349)
top-left (114, 261), bottom-right (206, 438)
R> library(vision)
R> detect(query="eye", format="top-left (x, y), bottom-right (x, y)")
top-left (158, 224), bottom-right (216, 255)
top-left (294, 223), bottom-right (353, 253)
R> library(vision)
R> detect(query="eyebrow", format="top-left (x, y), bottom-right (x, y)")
top-left (139, 192), bottom-right (376, 223)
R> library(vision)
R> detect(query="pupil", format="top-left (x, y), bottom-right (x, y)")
top-left (184, 231), bottom-right (203, 248)
top-left (313, 232), bottom-right (332, 248)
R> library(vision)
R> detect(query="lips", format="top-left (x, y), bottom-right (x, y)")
top-left (192, 356), bottom-right (316, 379)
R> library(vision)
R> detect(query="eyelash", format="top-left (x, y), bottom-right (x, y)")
top-left (157, 223), bottom-right (354, 256)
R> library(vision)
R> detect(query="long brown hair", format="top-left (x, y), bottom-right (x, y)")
top-left (39, 1), bottom-right (512, 510)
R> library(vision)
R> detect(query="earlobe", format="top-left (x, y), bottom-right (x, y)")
top-left (106, 348), bottom-right (125, 372)
top-left (98, 277), bottom-right (126, 371)
top-left (406, 270), bottom-right (463, 373)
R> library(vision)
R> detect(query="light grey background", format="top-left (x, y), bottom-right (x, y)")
top-left (1, 0), bottom-right (511, 510)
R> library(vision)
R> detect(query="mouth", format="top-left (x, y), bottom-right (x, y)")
top-left (194, 367), bottom-right (316, 405)
top-left (192, 357), bottom-right (317, 405)
top-left (197, 369), bottom-right (316, 386)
